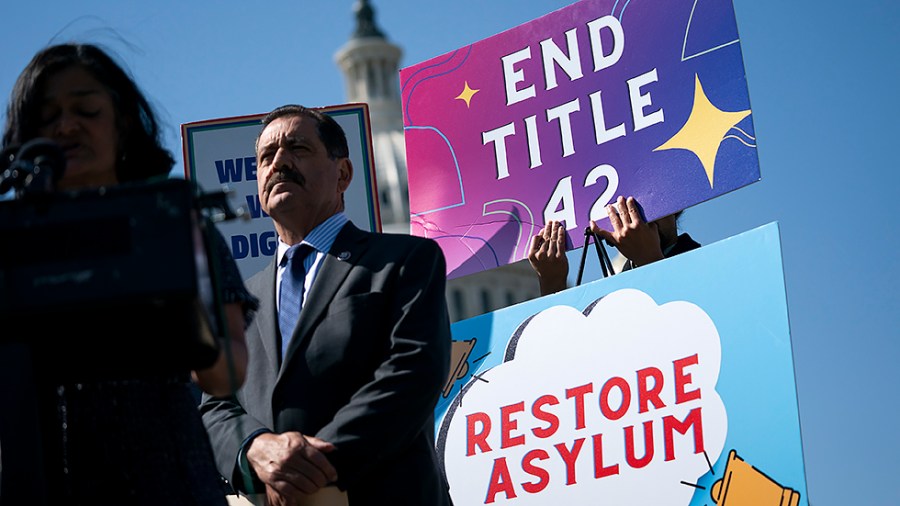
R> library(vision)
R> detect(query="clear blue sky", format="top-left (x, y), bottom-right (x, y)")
top-left (2, 1), bottom-right (897, 504)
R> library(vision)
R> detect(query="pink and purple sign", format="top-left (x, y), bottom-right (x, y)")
top-left (401, 0), bottom-right (759, 279)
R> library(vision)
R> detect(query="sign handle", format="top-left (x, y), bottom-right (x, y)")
top-left (576, 226), bottom-right (615, 286)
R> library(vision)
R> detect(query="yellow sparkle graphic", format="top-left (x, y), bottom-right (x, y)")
top-left (654, 75), bottom-right (751, 187)
top-left (455, 81), bottom-right (480, 108)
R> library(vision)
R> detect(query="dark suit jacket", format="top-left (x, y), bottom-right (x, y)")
top-left (201, 222), bottom-right (453, 506)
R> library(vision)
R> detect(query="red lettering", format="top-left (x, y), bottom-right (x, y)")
top-left (467, 412), bottom-right (492, 456)
top-left (485, 457), bottom-right (517, 504)
top-left (531, 395), bottom-right (560, 439)
top-left (624, 420), bottom-right (655, 468)
top-left (501, 401), bottom-right (526, 449)
top-left (565, 383), bottom-right (593, 430)
top-left (663, 407), bottom-right (704, 461)
top-left (521, 449), bottom-right (551, 494)
top-left (674, 354), bottom-right (701, 404)
top-left (592, 433), bottom-right (619, 478)
top-left (599, 376), bottom-right (631, 420)
top-left (554, 438), bottom-right (585, 485)
top-left (636, 366), bottom-right (665, 413)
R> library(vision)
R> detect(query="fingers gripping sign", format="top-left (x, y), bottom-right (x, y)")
top-left (528, 221), bottom-right (569, 295)
top-left (592, 196), bottom-right (664, 267)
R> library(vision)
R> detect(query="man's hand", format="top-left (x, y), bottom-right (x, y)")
top-left (590, 196), bottom-right (664, 268)
top-left (528, 220), bottom-right (569, 295)
top-left (247, 431), bottom-right (338, 503)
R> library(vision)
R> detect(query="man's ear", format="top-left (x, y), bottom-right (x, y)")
top-left (337, 157), bottom-right (353, 193)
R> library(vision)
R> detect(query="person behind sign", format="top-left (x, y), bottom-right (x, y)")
top-left (0, 42), bottom-right (258, 504)
top-left (199, 104), bottom-right (453, 506)
top-left (528, 196), bottom-right (700, 295)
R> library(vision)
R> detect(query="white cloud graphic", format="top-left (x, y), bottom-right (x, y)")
top-left (440, 288), bottom-right (727, 505)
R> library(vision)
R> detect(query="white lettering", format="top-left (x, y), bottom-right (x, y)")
top-left (546, 98), bottom-right (581, 157)
top-left (628, 68), bottom-right (664, 131)
top-left (589, 90), bottom-right (626, 146)
top-left (585, 164), bottom-right (620, 222)
top-left (502, 48), bottom-right (536, 106)
top-left (588, 16), bottom-right (625, 72)
top-left (544, 176), bottom-right (578, 229)
top-left (524, 115), bottom-right (542, 169)
top-left (483, 122), bottom-right (517, 179)
top-left (540, 28), bottom-right (583, 91)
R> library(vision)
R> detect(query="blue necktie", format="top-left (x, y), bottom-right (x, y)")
top-left (279, 244), bottom-right (312, 360)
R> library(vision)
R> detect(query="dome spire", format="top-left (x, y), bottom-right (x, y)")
top-left (352, 0), bottom-right (385, 39)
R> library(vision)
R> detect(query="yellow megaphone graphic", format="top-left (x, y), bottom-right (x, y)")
top-left (711, 449), bottom-right (801, 506)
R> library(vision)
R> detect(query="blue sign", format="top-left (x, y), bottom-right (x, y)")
top-left (438, 222), bottom-right (806, 505)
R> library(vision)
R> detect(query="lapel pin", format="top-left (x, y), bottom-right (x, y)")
top-left (338, 251), bottom-right (351, 261)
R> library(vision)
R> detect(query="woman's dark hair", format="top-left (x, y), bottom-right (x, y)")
top-left (2, 43), bottom-right (174, 182)
top-left (258, 104), bottom-right (350, 160)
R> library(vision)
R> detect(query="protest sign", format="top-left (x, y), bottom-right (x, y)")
top-left (438, 222), bottom-right (806, 505)
top-left (182, 104), bottom-right (380, 280)
top-left (401, 0), bottom-right (759, 278)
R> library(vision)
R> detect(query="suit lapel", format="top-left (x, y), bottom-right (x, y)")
top-left (278, 223), bottom-right (369, 376)
top-left (252, 259), bottom-right (282, 372)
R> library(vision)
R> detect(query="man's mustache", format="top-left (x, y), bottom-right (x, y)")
top-left (265, 169), bottom-right (305, 194)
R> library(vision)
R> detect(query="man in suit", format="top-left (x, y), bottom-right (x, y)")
top-left (201, 104), bottom-right (453, 506)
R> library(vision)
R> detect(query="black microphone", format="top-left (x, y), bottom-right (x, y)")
top-left (0, 143), bottom-right (22, 193)
top-left (0, 138), bottom-right (66, 195)
top-left (1, 143), bottom-right (19, 170)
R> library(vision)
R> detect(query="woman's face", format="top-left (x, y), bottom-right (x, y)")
top-left (37, 65), bottom-right (120, 190)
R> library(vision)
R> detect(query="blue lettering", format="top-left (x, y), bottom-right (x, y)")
top-left (245, 194), bottom-right (267, 219)
top-left (231, 234), bottom-right (250, 259)
top-left (243, 157), bottom-right (258, 181)
top-left (215, 158), bottom-right (244, 184)
top-left (230, 231), bottom-right (278, 259)
top-left (260, 231), bottom-right (277, 256)
top-left (214, 157), bottom-right (257, 184)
